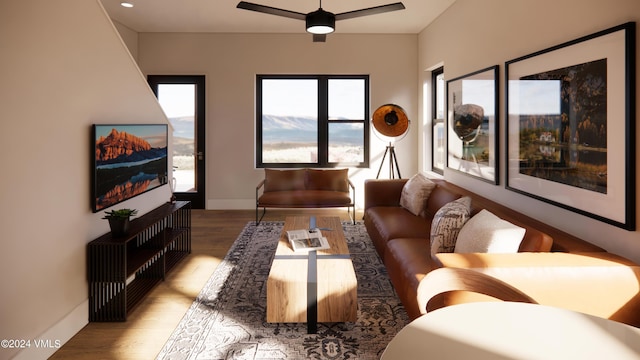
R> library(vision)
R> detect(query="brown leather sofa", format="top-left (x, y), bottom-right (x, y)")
top-left (364, 178), bottom-right (614, 320)
top-left (256, 168), bottom-right (355, 223)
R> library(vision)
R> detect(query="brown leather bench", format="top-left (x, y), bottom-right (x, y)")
top-left (256, 168), bottom-right (355, 224)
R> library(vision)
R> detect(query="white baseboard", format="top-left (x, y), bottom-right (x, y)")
top-left (13, 300), bottom-right (87, 360)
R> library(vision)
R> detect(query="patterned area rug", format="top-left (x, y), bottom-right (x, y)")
top-left (156, 221), bottom-right (409, 360)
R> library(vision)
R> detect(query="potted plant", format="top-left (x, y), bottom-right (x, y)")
top-left (103, 208), bottom-right (138, 236)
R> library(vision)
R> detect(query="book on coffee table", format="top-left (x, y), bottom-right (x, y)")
top-left (286, 229), bottom-right (330, 252)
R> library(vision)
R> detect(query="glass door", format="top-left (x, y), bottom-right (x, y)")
top-left (148, 75), bottom-right (206, 208)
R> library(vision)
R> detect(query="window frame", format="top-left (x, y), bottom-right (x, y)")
top-left (256, 74), bottom-right (370, 168)
top-left (431, 67), bottom-right (445, 174)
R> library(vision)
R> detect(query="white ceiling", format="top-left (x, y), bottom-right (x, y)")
top-left (100, 0), bottom-right (456, 34)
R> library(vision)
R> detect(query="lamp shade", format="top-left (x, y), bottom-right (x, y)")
top-left (372, 104), bottom-right (409, 138)
top-left (306, 9), bottom-right (335, 34)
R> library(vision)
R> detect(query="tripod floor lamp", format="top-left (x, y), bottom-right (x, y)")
top-left (372, 104), bottom-right (410, 179)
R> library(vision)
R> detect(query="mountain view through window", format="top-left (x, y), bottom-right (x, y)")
top-left (258, 75), bottom-right (369, 167)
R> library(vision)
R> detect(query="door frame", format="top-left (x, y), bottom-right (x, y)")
top-left (147, 75), bottom-right (206, 208)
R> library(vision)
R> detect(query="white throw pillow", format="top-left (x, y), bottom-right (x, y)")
top-left (400, 173), bottom-right (437, 216)
top-left (454, 209), bottom-right (526, 253)
top-left (430, 196), bottom-right (472, 256)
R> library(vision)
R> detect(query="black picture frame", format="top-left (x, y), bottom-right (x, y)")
top-left (446, 65), bottom-right (499, 184)
top-left (505, 22), bottom-right (635, 230)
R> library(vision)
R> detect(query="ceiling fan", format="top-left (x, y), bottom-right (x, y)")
top-left (236, 1), bottom-right (406, 42)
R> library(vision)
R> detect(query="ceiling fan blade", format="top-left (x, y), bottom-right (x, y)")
top-left (335, 2), bottom-right (405, 21)
top-left (236, 1), bottom-right (306, 20)
top-left (313, 34), bottom-right (326, 42)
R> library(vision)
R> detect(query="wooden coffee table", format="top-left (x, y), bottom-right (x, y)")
top-left (266, 216), bottom-right (358, 333)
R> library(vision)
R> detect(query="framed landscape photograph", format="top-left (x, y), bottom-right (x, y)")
top-left (447, 65), bottom-right (499, 184)
top-left (505, 22), bottom-right (635, 230)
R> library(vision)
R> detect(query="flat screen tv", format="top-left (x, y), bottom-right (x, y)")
top-left (92, 124), bottom-right (169, 212)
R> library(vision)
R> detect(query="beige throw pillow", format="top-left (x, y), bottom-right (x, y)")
top-left (399, 173), bottom-right (437, 216)
top-left (454, 209), bottom-right (526, 253)
top-left (430, 196), bottom-right (472, 256)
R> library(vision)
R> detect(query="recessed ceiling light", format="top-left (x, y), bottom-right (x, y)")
top-left (120, 2), bottom-right (134, 8)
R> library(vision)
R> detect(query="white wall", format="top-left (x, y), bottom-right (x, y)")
top-left (0, 1), bottom-right (170, 359)
top-left (418, 0), bottom-right (640, 262)
top-left (137, 32), bottom-right (419, 209)
top-left (113, 20), bottom-right (139, 61)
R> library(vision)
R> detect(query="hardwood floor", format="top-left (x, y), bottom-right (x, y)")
top-left (51, 208), bottom-right (360, 360)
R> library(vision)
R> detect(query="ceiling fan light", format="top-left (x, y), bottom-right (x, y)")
top-left (307, 25), bottom-right (334, 34)
top-left (306, 9), bottom-right (335, 34)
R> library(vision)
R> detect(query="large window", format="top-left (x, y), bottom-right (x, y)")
top-left (431, 67), bottom-right (445, 174)
top-left (256, 75), bottom-right (369, 168)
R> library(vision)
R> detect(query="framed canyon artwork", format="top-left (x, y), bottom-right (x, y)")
top-left (92, 124), bottom-right (169, 212)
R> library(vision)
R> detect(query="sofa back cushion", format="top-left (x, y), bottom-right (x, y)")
top-left (264, 169), bottom-right (306, 192)
top-left (519, 229), bottom-right (553, 252)
top-left (424, 185), bottom-right (462, 219)
top-left (306, 169), bottom-right (349, 192)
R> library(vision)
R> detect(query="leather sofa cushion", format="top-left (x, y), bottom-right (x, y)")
top-left (264, 169), bottom-right (306, 192)
top-left (365, 206), bottom-right (431, 261)
top-left (424, 184), bottom-right (463, 219)
top-left (263, 168), bottom-right (350, 193)
top-left (364, 179), bottom-right (407, 208)
top-left (306, 168), bottom-right (349, 192)
top-left (258, 190), bottom-right (352, 206)
top-left (366, 207), bottom-right (431, 243)
top-left (384, 237), bottom-right (439, 320)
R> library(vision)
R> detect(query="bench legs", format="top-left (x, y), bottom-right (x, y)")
top-left (256, 206), bottom-right (266, 224)
top-left (348, 205), bottom-right (356, 225)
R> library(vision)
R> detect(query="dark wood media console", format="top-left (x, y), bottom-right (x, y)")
top-left (88, 201), bottom-right (191, 321)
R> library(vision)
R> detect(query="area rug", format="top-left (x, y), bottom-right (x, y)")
top-left (156, 221), bottom-right (409, 360)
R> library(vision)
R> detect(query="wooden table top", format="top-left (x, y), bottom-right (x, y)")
top-left (276, 216), bottom-right (349, 256)
top-left (267, 215), bottom-right (357, 325)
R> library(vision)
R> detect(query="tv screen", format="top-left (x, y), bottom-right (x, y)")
top-left (92, 124), bottom-right (169, 212)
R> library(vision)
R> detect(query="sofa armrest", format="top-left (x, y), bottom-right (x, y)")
top-left (364, 179), bottom-right (408, 210)
top-left (433, 252), bottom-right (640, 327)
top-left (256, 179), bottom-right (265, 203)
top-left (417, 267), bottom-right (538, 314)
